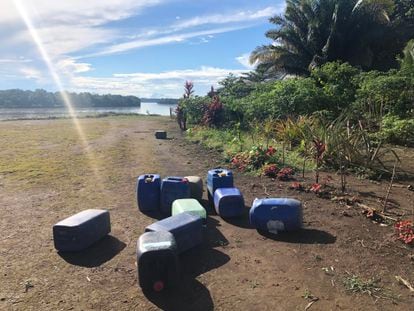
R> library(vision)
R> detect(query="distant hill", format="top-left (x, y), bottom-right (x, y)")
top-left (0, 89), bottom-right (141, 108)
top-left (140, 98), bottom-right (178, 105)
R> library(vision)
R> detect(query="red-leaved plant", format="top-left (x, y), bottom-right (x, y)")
top-left (231, 153), bottom-right (249, 171)
top-left (312, 138), bottom-right (326, 183)
top-left (310, 183), bottom-right (322, 193)
top-left (266, 146), bottom-right (276, 156)
top-left (183, 81), bottom-right (194, 98)
top-left (231, 146), bottom-right (278, 172)
top-left (395, 220), bottom-right (414, 245)
top-left (290, 182), bottom-right (304, 191)
top-left (202, 95), bottom-right (223, 127)
top-left (263, 164), bottom-right (279, 178)
top-left (277, 167), bottom-right (294, 181)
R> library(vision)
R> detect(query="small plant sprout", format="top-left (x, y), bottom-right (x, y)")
top-left (303, 289), bottom-right (318, 301)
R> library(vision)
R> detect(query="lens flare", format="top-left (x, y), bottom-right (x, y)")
top-left (13, 0), bottom-right (103, 186)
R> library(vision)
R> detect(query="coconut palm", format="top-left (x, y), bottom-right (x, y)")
top-left (250, 0), bottom-right (395, 76)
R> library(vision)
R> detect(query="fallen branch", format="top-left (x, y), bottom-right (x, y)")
top-left (395, 276), bottom-right (414, 293)
top-left (356, 203), bottom-right (398, 222)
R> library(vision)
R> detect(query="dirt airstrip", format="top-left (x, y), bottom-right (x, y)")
top-left (0, 116), bottom-right (413, 310)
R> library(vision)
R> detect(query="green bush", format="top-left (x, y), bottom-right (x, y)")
top-left (178, 96), bottom-right (208, 125)
top-left (311, 62), bottom-right (360, 114)
top-left (231, 78), bottom-right (328, 122)
top-left (379, 114), bottom-right (414, 146)
top-left (355, 70), bottom-right (414, 118)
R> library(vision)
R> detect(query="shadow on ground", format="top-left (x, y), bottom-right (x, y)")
top-left (204, 217), bottom-right (230, 247)
top-left (200, 198), bottom-right (216, 216)
top-left (143, 218), bottom-right (230, 310)
top-left (58, 235), bottom-right (126, 267)
top-left (144, 277), bottom-right (214, 311)
top-left (141, 210), bottom-right (165, 221)
top-left (258, 228), bottom-right (336, 244)
top-left (220, 205), bottom-right (253, 229)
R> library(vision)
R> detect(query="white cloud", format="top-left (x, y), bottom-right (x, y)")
top-left (0, 57), bottom-right (32, 63)
top-left (20, 67), bottom-right (43, 81)
top-left (68, 66), bottom-right (246, 97)
top-left (173, 6), bottom-right (282, 30)
top-left (85, 26), bottom-right (249, 57)
top-left (13, 25), bottom-right (117, 58)
top-left (79, 5), bottom-right (284, 58)
top-left (0, 0), bottom-right (165, 60)
top-left (236, 53), bottom-right (257, 70)
top-left (0, 0), bottom-right (164, 26)
top-left (57, 58), bottom-right (93, 74)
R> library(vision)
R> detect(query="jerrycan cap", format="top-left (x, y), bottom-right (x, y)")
top-left (144, 175), bottom-right (154, 183)
top-left (153, 280), bottom-right (164, 292)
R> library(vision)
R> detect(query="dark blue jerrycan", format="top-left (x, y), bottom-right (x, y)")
top-left (145, 212), bottom-right (203, 254)
top-left (213, 187), bottom-right (245, 218)
top-left (206, 169), bottom-right (233, 200)
top-left (160, 177), bottom-right (191, 215)
top-left (137, 231), bottom-right (179, 292)
top-left (53, 209), bottom-right (111, 252)
top-left (137, 174), bottom-right (161, 212)
top-left (249, 198), bottom-right (302, 233)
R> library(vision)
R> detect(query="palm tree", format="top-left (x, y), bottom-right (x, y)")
top-left (250, 0), bottom-right (395, 76)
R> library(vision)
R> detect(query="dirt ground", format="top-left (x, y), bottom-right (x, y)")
top-left (0, 115), bottom-right (413, 311)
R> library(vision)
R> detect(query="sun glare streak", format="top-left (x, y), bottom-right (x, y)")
top-left (13, 0), bottom-right (103, 186)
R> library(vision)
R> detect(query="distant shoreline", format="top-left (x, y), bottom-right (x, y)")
top-left (0, 112), bottom-right (168, 122)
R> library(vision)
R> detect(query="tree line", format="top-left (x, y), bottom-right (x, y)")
top-left (140, 98), bottom-right (179, 105)
top-left (0, 89), bottom-right (141, 108)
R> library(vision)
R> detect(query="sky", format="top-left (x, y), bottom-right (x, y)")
top-left (0, 0), bottom-right (286, 98)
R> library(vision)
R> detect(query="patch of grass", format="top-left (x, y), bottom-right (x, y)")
top-left (343, 274), bottom-right (382, 296)
top-left (0, 116), bottom-right (152, 188)
top-left (343, 274), bottom-right (400, 302)
top-left (187, 127), bottom-right (236, 152)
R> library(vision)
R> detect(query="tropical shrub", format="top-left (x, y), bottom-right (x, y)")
top-left (178, 96), bottom-right (207, 125)
top-left (378, 114), bottom-right (414, 146)
top-left (231, 145), bottom-right (277, 172)
top-left (202, 95), bottom-right (224, 127)
top-left (355, 70), bottom-right (414, 119)
top-left (311, 62), bottom-right (360, 114)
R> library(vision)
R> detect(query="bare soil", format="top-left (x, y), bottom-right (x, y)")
top-left (0, 116), bottom-right (413, 311)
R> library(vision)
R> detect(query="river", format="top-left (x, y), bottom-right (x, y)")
top-left (0, 102), bottom-right (176, 120)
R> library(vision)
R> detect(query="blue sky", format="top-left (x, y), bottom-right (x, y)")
top-left (0, 0), bottom-right (285, 97)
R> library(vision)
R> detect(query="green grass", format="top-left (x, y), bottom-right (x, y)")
top-left (344, 275), bottom-right (382, 296)
top-left (343, 273), bottom-right (400, 302)
top-left (186, 126), bottom-right (315, 173)
top-left (0, 115), bottom-right (154, 189)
